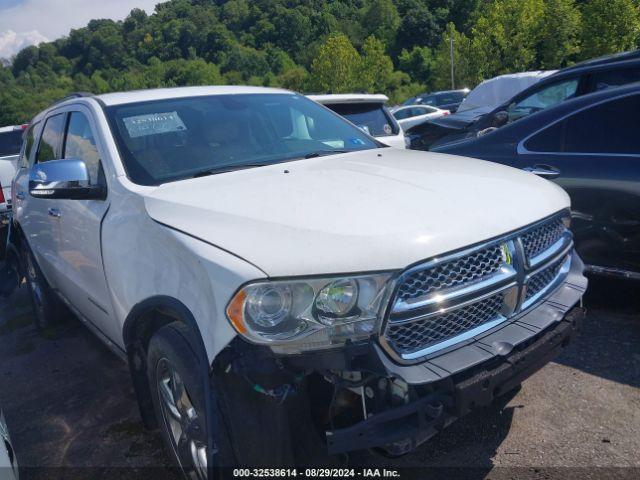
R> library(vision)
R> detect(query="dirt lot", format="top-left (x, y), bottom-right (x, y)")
top-left (0, 276), bottom-right (639, 480)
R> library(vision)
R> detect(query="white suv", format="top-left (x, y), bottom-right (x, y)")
top-left (308, 94), bottom-right (407, 148)
top-left (0, 126), bottom-right (25, 225)
top-left (8, 87), bottom-right (586, 476)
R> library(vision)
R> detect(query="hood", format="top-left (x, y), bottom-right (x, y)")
top-left (143, 149), bottom-right (569, 277)
top-left (427, 106), bottom-right (493, 130)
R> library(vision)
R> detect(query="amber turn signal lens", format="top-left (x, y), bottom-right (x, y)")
top-left (226, 289), bottom-right (247, 334)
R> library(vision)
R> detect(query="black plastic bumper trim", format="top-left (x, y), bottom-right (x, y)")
top-left (326, 306), bottom-right (585, 455)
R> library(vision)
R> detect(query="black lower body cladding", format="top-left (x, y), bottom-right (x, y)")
top-left (326, 306), bottom-right (584, 455)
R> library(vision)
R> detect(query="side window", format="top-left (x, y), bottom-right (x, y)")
top-left (524, 122), bottom-right (565, 153)
top-left (21, 123), bottom-right (37, 168)
top-left (563, 94), bottom-right (640, 154)
top-left (36, 113), bottom-right (66, 163)
top-left (393, 109), bottom-right (411, 120)
top-left (525, 94), bottom-right (640, 154)
top-left (508, 79), bottom-right (579, 123)
top-left (64, 112), bottom-right (101, 184)
top-left (591, 67), bottom-right (640, 91)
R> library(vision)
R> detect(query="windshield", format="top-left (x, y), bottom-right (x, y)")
top-left (0, 130), bottom-right (23, 157)
top-left (105, 93), bottom-right (379, 186)
top-left (419, 92), bottom-right (466, 107)
top-left (324, 103), bottom-right (399, 137)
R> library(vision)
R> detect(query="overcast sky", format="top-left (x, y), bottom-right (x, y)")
top-left (0, 0), bottom-right (165, 59)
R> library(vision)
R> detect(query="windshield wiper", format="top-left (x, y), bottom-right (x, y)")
top-left (304, 149), bottom-right (350, 159)
top-left (191, 164), bottom-right (266, 178)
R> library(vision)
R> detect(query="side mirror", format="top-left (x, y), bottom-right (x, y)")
top-left (29, 159), bottom-right (106, 200)
top-left (492, 111), bottom-right (509, 128)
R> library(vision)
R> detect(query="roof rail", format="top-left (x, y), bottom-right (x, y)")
top-left (52, 92), bottom-right (95, 106)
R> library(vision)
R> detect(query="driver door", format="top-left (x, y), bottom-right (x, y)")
top-left (52, 107), bottom-right (117, 340)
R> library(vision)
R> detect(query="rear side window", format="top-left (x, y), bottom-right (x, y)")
top-left (525, 94), bottom-right (640, 154)
top-left (591, 67), bottom-right (640, 91)
top-left (393, 109), bottom-right (412, 120)
top-left (563, 94), bottom-right (640, 154)
top-left (64, 112), bottom-right (101, 184)
top-left (0, 130), bottom-right (23, 157)
top-left (37, 113), bottom-right (66, 163)
top-left (327, 103), bottom-right (398, 136)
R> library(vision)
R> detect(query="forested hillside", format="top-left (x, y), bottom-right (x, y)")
top-left (1, 0), bottom-right (639, 124)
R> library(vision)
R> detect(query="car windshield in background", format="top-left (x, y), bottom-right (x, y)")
top-left (0, 130), bottom-right (23, 157)
top-left (419, 92), bottom-right (466, 107)
top-left (105, 94), bottom-right (378, 186)
top-left (325, 103), bottom-right (399, 137)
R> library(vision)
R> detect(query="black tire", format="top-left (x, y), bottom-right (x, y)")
top-left (147, 323), bottom-right (212, 479)
top-left (21, 241), bottom-right (65, 330)
top-left (0, 225), bottom-right (8, 260)
top-left (147, 322), bottom-right (297, 477)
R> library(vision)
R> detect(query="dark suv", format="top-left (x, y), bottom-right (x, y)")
top-left (403, 89), bottom-right (469, 113)
top-left (409, 50), bottom-right (640, 150)
top-left (432, 83), bottom-right (640, 281)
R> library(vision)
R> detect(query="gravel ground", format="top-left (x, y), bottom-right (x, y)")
top-left (0, 276), bottom-right (638, 479)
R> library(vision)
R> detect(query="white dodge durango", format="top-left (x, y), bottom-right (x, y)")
top-left (7, 86), bottom-right (587, 476)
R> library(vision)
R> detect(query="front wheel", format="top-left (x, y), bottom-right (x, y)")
top-left (147, 323), bottom-right (211, 479)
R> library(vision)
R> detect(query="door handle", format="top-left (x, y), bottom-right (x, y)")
top-left (522, 164), bottom-right (561, 179)
top-left (16, 192), bottom-right (25, 200)
top-left (48, 208), bottom-right (61, 218)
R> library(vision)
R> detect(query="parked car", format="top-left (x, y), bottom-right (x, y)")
top-left (7, 86), bottom-right (586, 476)
top-left (402, 88), bottom-right (469, 113)
top-left (308, 93), bottom-right (407, 148)
top-left (407, 71), bottom-right (555, 150)
top-left (432, 83), bottom-right (640, 281)
top-left (390, 104), bottom-right (449, 130)
top-left (413, 50), bottom-right (640, 151)
top-left (0, 409), bottom-right (18, 480)
top-left (0, 125), bottom-right (26, 258)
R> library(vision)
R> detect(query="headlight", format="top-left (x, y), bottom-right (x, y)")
top-left (226, 273), bottom-right (396, 353)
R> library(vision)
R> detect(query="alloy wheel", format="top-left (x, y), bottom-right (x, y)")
top-left (156, 358), bottom-right (208, 480)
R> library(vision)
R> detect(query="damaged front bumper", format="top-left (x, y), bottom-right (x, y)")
top-left (325, 252), bottom-right (588, 455)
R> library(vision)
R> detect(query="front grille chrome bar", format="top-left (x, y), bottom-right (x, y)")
top-left (381, 211), bottom-right (573, 364)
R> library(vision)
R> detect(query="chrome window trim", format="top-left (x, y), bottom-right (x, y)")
top-left (516, 90), bottom-right (640, 157)
top-left (379, 211), bottom-right (573, 364)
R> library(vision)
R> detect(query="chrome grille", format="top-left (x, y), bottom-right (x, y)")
top-left (382, 212), bottom-right (573, 363)
top-left (525, 254), bottom-right (569, 301)
top-left (396, 245), bottom-right (504, 301)
top-left (386, 293), bottom-right (504, 355)
top-left (521, 217), bottom-right (565, 261)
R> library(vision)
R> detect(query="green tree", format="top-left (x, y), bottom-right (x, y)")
top-left (398, 46), bottom-right (434, 85)
top-left (362, 0), bottom-right (400, 48)
top-left (359, 36), bottom-right (394, 92)
top-left (432, 23), bottom-right (480, 90)
top-left (471, 0), bottom-right (545, 76)
top-left (579, 0), bottom-right (640, 59)
top-left (538, 0), bottom-right (581, 68)
top-left (309, 34), bottom-right (361, 93)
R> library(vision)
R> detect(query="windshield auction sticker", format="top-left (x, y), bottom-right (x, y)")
top-left (123, 111), bottom-right (187, 138)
